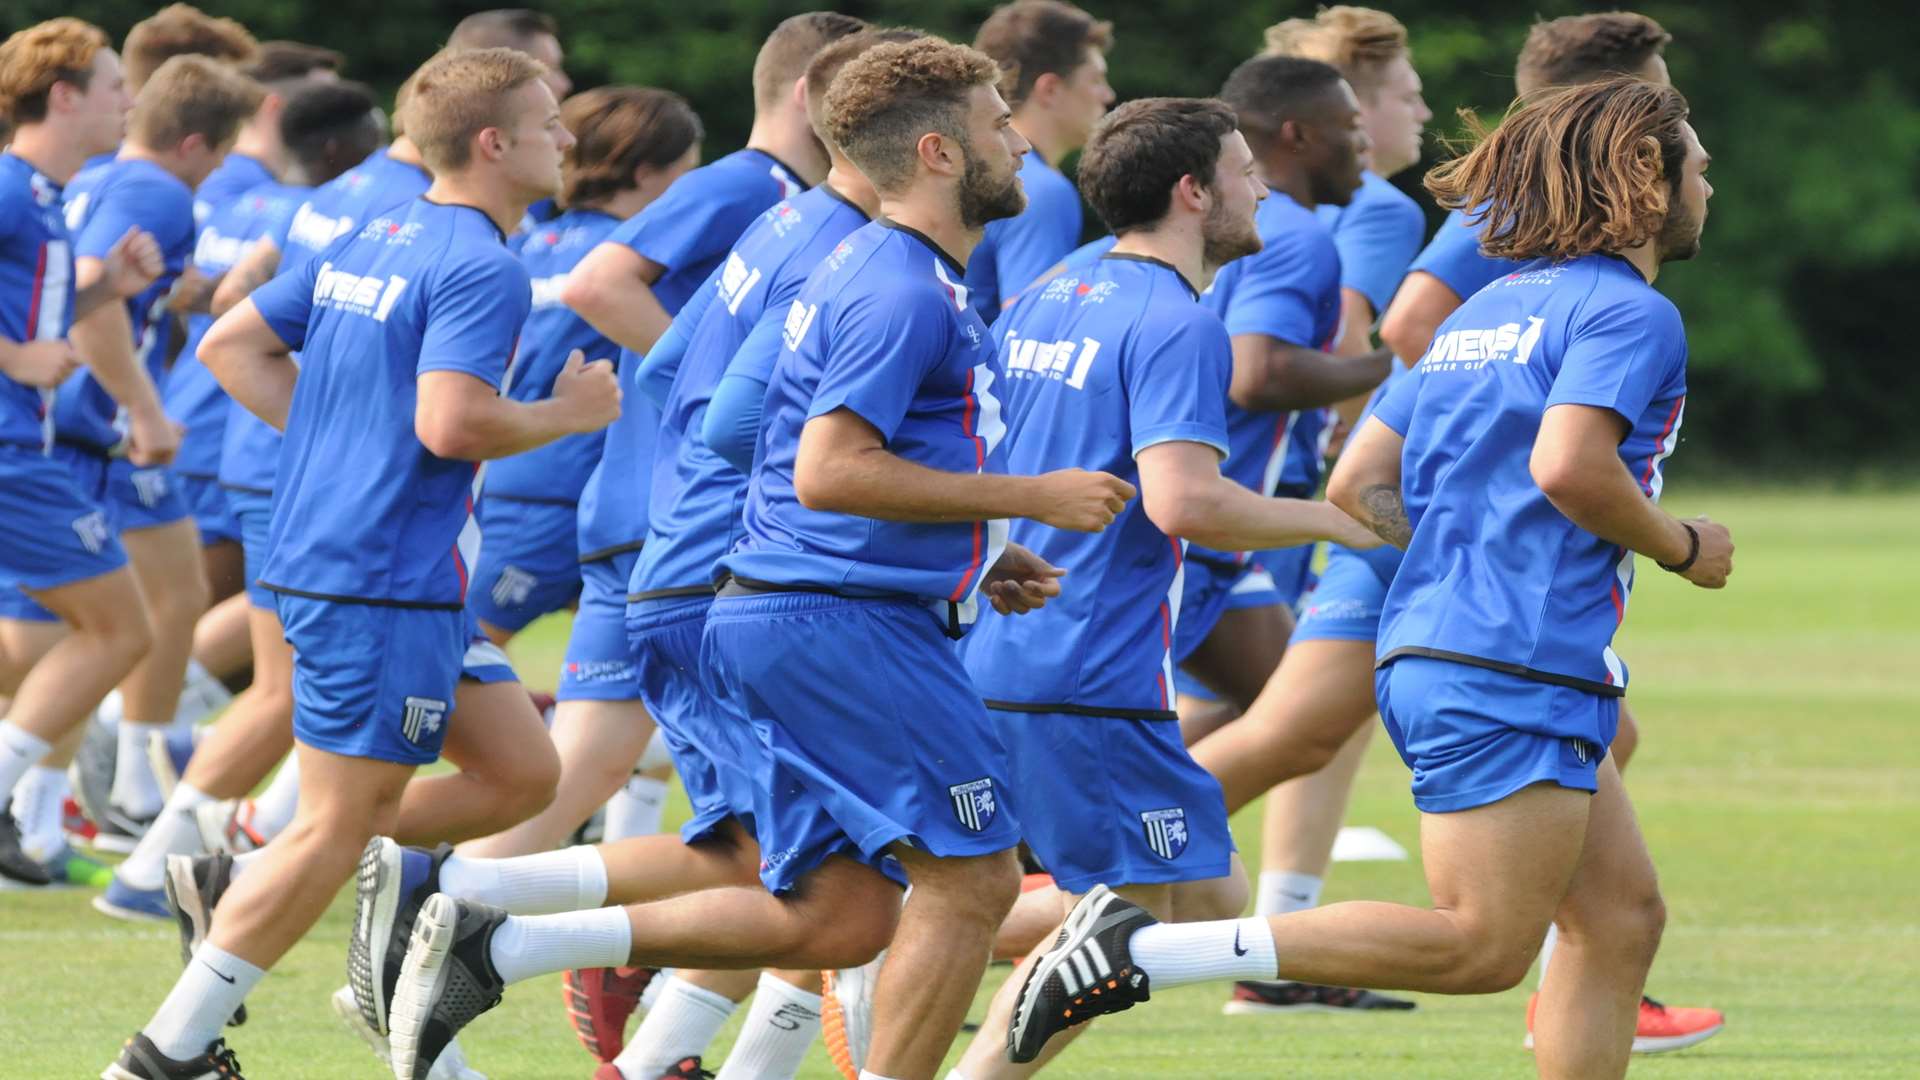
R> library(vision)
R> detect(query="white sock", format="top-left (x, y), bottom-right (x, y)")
top-left (488, 907), bottom-right (632, 985)
top-left (1255, 870), bottom-right (1323, 917)
top-left (614, 975), bottom-right (738, 1079)
top-left (252, 756), bottom-right (301, 840)
top-left (859, 1072), bottom-right (906, 1080)
top-left (439, 845), bottom-right (608, 914)
top-left (97, 690), bottom-right (124, 730)
top-left (637, 728), bottom-right (673, 771)
top-left (111, 720), bottom-right (166, 816)
top-left (945, 1072), bottom-right (974, 1080)
top-left (639, 968), bottom-right (672, 1011)
top-left (0, 721), bottom-right (51, 800)
top-left (13, 764), bottom-right (69, 856)
top-left (143, 943), bottom-right (265, 1060)
top-left (715, 972), bottom-right (823, 1080)
top-left (1536, 922), bottom-right (1559, 989)
top-left (603, 775), bottom-right (669, 841)
top-left (230, 847), bottom-right (268, 877)
top-left (119, 782), bottom-right (213, 889)
top-left (174, 659), bottom-right (232, 730)
top-left (1128, 917), bottom-right (1277, 990)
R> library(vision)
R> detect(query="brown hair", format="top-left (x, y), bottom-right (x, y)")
top-left (1263, 6), bottom-right (1409, 102)
top-left (402, 47), bottom-right (548, 173)
top-left (1078, 97), bottom-right (1239, 235)
top-left (0, 18), bottom-right (110, 126)
top-left (128, 54), bottom-right (265, 152)
top-left (1425, 79), bottom-right (1690, 262)
top-left (448, 9), bottom-right (560, 52)
top-left (804, 28), bottom-right (929, 142)
top-left (823, 38), bottom-right (1003, 192)
top-left (123, 4), bottom-right (258, 92)
top-left (244, 41), bottom-right (345, 87)
top-left (1515, 12), bottom-right (1671, 96)
top-left (973, 0), bottom-right (1113, 107)
top-left (560, 86), bottom-right (704, 208)
top-left (753, 12), bottom-right (869, 113)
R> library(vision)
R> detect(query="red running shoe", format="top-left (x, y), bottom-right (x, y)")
top-left (563, 965), bottom-right (656, 1063)
top-left (1525, 993), bottom-right (1725, 1054)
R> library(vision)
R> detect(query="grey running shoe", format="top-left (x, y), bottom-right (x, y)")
top-left (1007, 884), bottom-right (1156, 1063)
top-left (100, 1033), bottom-right (244, 1079)
top-left (349, 837), bottom-right (454, 1038)
top-left (387, 893), bottom-right (507, 1080)
top-left (0, 808), bottom-right (51, 886)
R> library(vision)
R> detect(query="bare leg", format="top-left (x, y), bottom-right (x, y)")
top-left (459, 698), bottom-right (652, 857)
top-left (1256, 720), bottom-right (1373, 886)
top-left (0, 617), bottom-right (65, 694)
top-left (8, 569), bottom-right (151, 746)
top-left (390, 679), bottom-right (560, 845)
top-left (1175, 603), bottom-right (1293, 745)
top-left (190, 592), bottom-right (253, 685)
top-left (118, 520), bottom-right (211, 725)
top-left (198, 539), bottom-right (245, 607)
top-left (177, 606), bottom-right (295, 800)
top-left (1189, 639), bottom-right (1379, 813)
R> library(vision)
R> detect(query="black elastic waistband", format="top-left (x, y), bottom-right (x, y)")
top-left (627, 584), bottom-right (716, 604)
top-left (716, 574), bottom-right (965, 640)
top-left (258, 581), bottom-right (464, 612)
top-left (218, 482), bottom-right (273, 496)
top-left (578, 539), bottom-right (645, 565)
top-left (1378, 646), bottom-right (1625, 698)
top-left (984, 699), bottom-right (1179, 722)
top-left (487, 493), bottom-right (578, 508)
top-left (54, 437), bottom-right (119, 459)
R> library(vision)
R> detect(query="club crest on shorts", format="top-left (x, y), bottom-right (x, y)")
top-left (949, 778), bottom-right (996, 833)
top-left (490, 565), bottom-right (537, 608)
top-left (1141, 807), bottom-right (1188, 860)
top-left (401, 696), bottom-right (447, 745)
top-left (1567, 737), bottom-right (1595, 765)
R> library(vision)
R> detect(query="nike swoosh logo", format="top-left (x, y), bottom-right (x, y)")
top-left (202, 962), bottom-right (237, 985)
top-left (1233, 927), bottom-right (1248, 956)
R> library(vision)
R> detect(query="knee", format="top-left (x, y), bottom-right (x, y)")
top-left (1176, 873), bottom-right (1250, 923)
top-left (159, 575), bottom-right (212, 630)
top-left (1427, 920), bottom-right (1541, 995)
top-left (501, 740), bottom-right (561, 820)
top-left (791, 876), bottom-right (902, 968)
top-left (98, 605), bottom-right (154, 666)
top-left (930, 848), bottom-right (1023, 927)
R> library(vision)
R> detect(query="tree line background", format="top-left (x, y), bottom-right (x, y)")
top-left (21, 0), bottom-right (1918, 477)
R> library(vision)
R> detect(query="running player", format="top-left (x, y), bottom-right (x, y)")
top-left (963, 0), bottom-right (1114, 322)
top-left (0, 18), bottom-right (163, 886)
top-left (92, 80), bottom-right (385, 918)
top-left (1170, 55), bottom-right (1388, 737)
top-left (379, 37), bottom-right (1132, 1080)
top-left (53, 56), bottom-right (262, 860)
top-left (77, 4), bottom-right (257, 177)
top-left (1212, 4), bottom-right (1429, 1015)
top-left (101, 46), bottom-right (615, 1079)
top-left (948, 96), bottom-right (1380, 1079)
top-left (1008, 80), bottom-right (1728, 1080)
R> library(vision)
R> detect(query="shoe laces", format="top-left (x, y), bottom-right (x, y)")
top-left (206, 1039), bottom-right (244, 1077)
top-left (1642, 995), bottom-right (1666, 1013)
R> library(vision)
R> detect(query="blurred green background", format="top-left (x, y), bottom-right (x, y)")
top-left (15, 1), bottom-right (1918, 477)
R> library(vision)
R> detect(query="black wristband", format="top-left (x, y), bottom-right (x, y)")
top-left (1658, 521), bottom-right (1699, 573)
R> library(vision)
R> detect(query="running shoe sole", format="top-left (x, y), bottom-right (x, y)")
top-left (350, 837), bottom-right (405, 1037)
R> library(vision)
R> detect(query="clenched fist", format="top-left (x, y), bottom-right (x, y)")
top-left (1, 340), bottom-right (79, 388)
top-left (552, 348), bottom-right (622, 433)
top-left (1029, 468), bottom-right (1136, 533)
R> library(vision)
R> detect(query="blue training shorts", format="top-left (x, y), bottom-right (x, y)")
top-left (54, 445), bottom-right (191, 533)
top-left (277, 594), bottom-right (465, 766)
top-left (224, 487), bottom-right (276, 610)
top-left (1375, 654), bottom-right (1620, 814)
top-left (0, 445), bottom-right (126, 619)
top-left (177, 473), bottom-right (239, 546)
top-left (1291, 545), bottom-right (1391, 644)
top-left (702, 591), bottom-right (1015, 894)
top-left (467, 497), bottom-right (583, 634)
top-left (990, 708), bottom-right (1234, 893)
top-left (557, 550), bottom-right (642, 702)
top-left (626, 596), bottom-right (764, 844)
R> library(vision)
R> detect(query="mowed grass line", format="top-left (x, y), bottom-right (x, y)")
top-left (3, 489), bottom-right (1913, 1076)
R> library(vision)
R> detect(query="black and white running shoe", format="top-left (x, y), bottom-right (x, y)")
top-left (388, 893), bottom-right (507, 1080)
top-left (0, 808), bottom-right (51, 886)
top-left (1223, 979), bottom-right (1417, 1014)
top-left (349, 837), bottom-right (454, 1039)
top-left (100, 1033), bottom-right (244, 1079)
top-left (1007, 884), bottom-right (1157, 1063)
top-left (163, 852), bottom-right (244, 1026)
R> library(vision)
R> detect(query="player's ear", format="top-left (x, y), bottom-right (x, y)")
top-left (476, 125), bottom-right (507, 162)
top-left (1028, 71), bottom-right (1062, 108)
top-left (916, 130), bottom-right (954, 178)
top-left (789, 74), bottom-right (807, 112)
top-left (179, 132), bottom-right (210, 158)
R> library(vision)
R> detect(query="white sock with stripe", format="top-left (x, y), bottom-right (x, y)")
top-left (1126, 917), bottom-right (1276, 990)
top-left (714, 971), bottom-right (822, 1080)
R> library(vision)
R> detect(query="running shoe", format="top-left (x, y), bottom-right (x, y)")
top-left (1524, 992), bottom-right (1725, 1054)
top-left (194, 798), bottom-right (265, 855)
top-left (350, 837), bottom-right (455, 1039)
top-left (147, 730), bottom-right (197, 801)
top-left (821, 949), bottom-right (884, 1080)
top-left (164, 853), bottom-right (244, 1025)
top-left (562, 965), bottom-right (656, 1063)
top-left (0, 808), bottom-right (51, 886)
top-left (654, 1057), bottom-right (714, 1079)
top-left (100, 1034), bottom-right (244, 1079)
top-left (1223, 979), bottom-right (1416, 1014)
top-left (388, 894), bottom-right (509, 1080)
top-left (1007, 884), bottom-right (1156, 1063)
top-left (93, 874), bottom-right (170, 921)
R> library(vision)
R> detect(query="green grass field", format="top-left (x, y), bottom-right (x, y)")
top-left (5, 489), bottom-right (1916, 1077)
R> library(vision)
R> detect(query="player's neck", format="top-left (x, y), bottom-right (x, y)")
top-left (1254, 156), bottom-right (1315, 210)
top-left (6, 124), bottom-right (89, 184)
top-left (882, 187), bottom-right (979, 268)
top-left (825, 157), bottom-right (880, 218)
top-left (425, 174), bottom-right (530, 237)
top-left (1109, 224), bottom-right (1206, 294)
top-left (1012, 112), bottom-right (1073, 168)
top-left (1621, 241), bottom-right (1660, 285)
top-left (231, 128), bottom-right (287, 178)
top-left (118, 143), bottom-right (198, 186)
top-left (388, 137), bottom-right (428, 170)
top-left (746, 116), bottom-right (829, 187)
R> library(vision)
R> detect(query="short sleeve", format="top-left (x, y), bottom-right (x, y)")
top-left (1332, 191), bottom-right (1425, 316)
top-left (417, 250), bottom-right (531, 387)
top-left (74, 175), bottom-right (189, 261)
top-left (1370, 365), bottom-right (1421, 435)
top-left (248, 251), bottom-right (321, 350)
top-left (1126, 309), bottom-right (1230, 458)
top-left (1221, 241), bottom-right (1321, 346)
top-left (1546, 294), bottom-right (1686, 423)
top-left (990, 173), bottom-right (1083, 306)
top-left (612, 173), bottom-right (757, 276)
top-left (1409, 209), bottom-right (1523, 301)
top-left (806, 283), bottom-right (952, 441)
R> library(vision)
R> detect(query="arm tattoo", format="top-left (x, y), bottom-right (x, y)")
top-left (1358, 483), bottom-right (1414, 549)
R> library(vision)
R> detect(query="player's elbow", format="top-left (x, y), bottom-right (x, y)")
top-left (1325, 454), bottom-right (1384, 523)
top-left (1142, 484), bottom-right (1216, 544)
top-left (415, 401), bottom-right (485, 460)
top-left (559, 267), bottom-right (617, 327)
top-left (1378, 306), bottom-right (1434, 365)
top-left (1529, 442), bottom-right (1599, 515)
top-left (792, 452), bottom-right (851, 514)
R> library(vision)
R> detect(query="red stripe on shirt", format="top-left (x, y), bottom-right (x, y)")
top-left (1639, 396), bottom-right (1686, 492)
top-left (25, 243), bottom-right (47, 339)
top-left (950, 367), bottom-right (985, 602)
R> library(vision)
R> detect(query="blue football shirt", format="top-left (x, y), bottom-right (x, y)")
top-left (1407, 206), bottom-right (1527, 304)
top-left (963, 149), bottom-right (1083, 324)
top-left (214, 182), bottom-right (309, 494)
top-left (1192, 192), bottom-right (1342, 564)
top-left (194, 152), bottom-right (273, 227)
top-left (481, 207), bottom-right (626, 503)
top-left (960, 254), bottom-right (1230, 715)
top-left (629, 185), bottom-right (871, 600)
top-left (248, 198), bottom-right (530, 607)
top-left (574, 148), bottom-right (805, 562)
top-left (273, 148), bottom-right (432, 272)
top-left (170, 181), bottom-right (303, 480)
top-left (1373, 254), bottom-right (1688, 694)
top-left (1316, 170), bottom-right (1425, 317)
top-left (55, 157), bottom-right (197, 451)
top-left (0, 153), bottom-right (75, 451)
top-left (719, 219), bottom-right (1008, 627)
